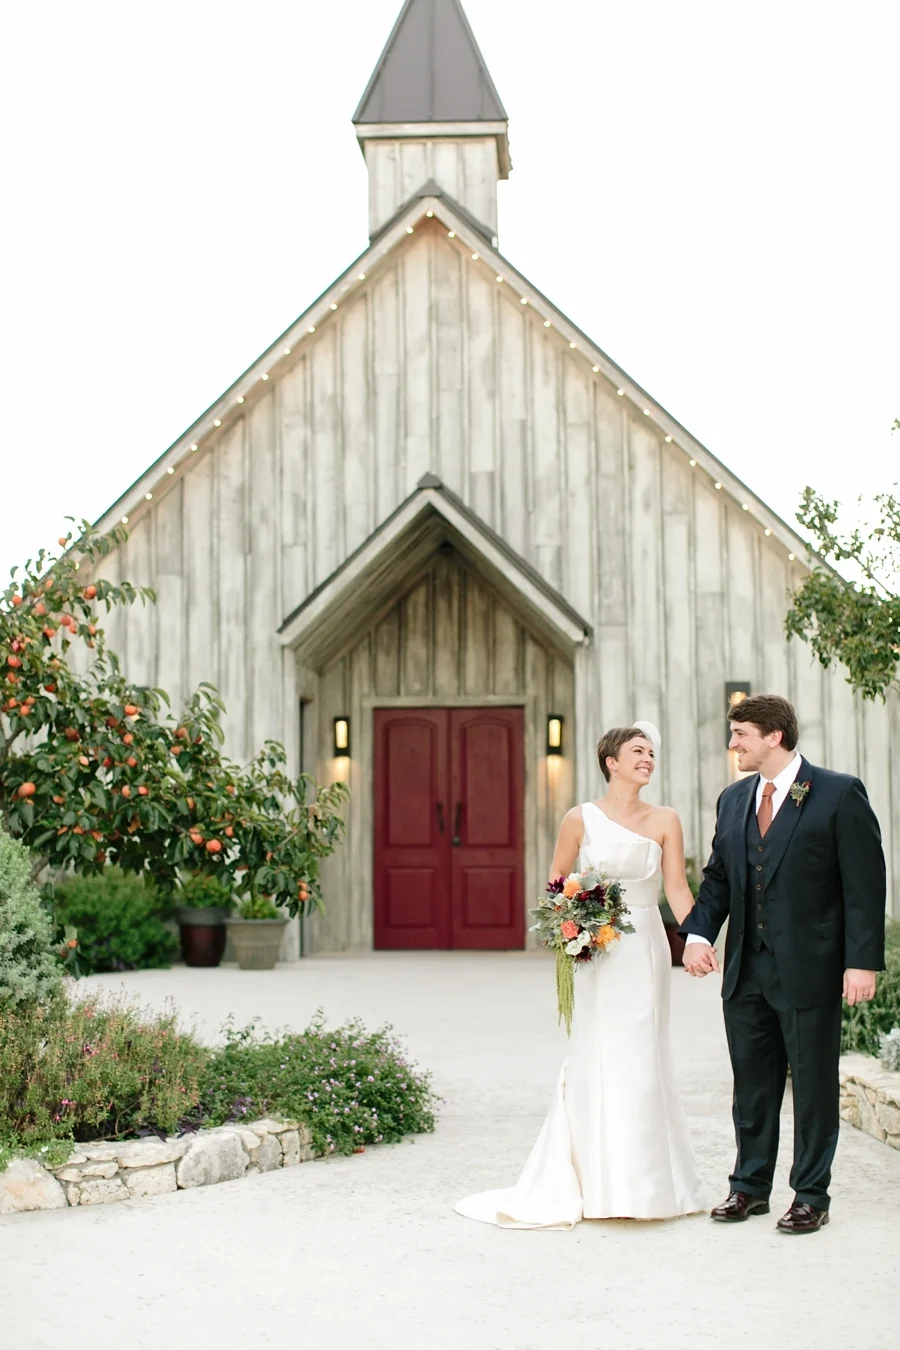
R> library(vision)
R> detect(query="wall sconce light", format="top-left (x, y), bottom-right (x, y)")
top-left (724, 683), bottom-right (751, 747)
top-left (547, 715), bottom-right (564, 756)
top-left (333, 716), bottom-right (350, 757)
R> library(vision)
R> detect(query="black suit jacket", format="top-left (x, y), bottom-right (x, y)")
top-left (680, 758), bottom-right (886, 1008)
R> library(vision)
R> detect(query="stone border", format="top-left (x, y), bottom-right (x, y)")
top-left (840, 1053), bottom-right (900, 1149)
top-left (0, 1119), bottom-right (316, 1216)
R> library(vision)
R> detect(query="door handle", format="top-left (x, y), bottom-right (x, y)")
top-left (436, 801), bottom-right (445, 835)
top-left (452, 802), bottom-right (463, 848)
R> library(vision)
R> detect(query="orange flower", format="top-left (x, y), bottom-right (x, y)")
top-left (560, 920), bottom-right (579, 940)
top-left (562, 878), bottom-right (581, 899)
top-left (593, 925), bottom-right (619, 948)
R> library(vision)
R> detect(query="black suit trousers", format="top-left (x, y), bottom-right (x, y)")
top-left (724, 946), bottom-right (842, 1209)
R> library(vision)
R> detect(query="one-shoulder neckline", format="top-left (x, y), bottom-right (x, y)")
top-left (583, 801), bottom-right (663, 853)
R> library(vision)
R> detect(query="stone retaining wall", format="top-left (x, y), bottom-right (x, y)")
top-left (840, 1053), bottom-right (900, 1149)
top-left (0, 1118), bottom-right (316, 1216)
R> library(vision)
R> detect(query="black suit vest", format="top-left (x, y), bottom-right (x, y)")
top-left (745, 804), bottom-right (774, 952)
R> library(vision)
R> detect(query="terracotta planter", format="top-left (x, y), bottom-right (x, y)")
top-left (225, 918), bottom-right (288, 971)
top-left (175, 906), bottom-right (231, 968)
top-left (664, 923), bottom-right (686, 967)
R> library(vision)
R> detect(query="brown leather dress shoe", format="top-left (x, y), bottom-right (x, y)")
top-left (776, 1201), bottom-right (830, 1234)
top-left (710, 1191), bottom-right (771, 1222)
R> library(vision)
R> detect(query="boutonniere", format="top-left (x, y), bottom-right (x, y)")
top-left (789, 780), bottom-right (812, 808)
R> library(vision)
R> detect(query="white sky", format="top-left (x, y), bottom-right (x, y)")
top-left (1, 0), bottom-right (897, 581)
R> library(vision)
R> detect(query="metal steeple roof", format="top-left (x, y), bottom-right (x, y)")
top-left (353, 0), bottom-right (508, 125)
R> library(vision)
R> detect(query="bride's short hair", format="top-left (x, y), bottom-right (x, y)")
top-left (597, 727), bottom-right (648, 782)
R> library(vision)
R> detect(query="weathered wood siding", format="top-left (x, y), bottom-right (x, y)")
top-left (99, 221), bottom-right (899, 941)
top-left (364, 137), bottom-right (500, 237)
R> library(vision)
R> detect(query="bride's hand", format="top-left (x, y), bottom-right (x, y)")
top-left (683, 945), bottom-right (720, 977)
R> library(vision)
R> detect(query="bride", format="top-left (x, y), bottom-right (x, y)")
top-left (455, 722), bottom-right (707, 1229)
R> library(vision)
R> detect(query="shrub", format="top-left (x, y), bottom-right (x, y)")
top-left (879, 1027), bottom-right (900, 1072)
top-left (177, 871), bottom-right (234, 911)
top-left (196, 1014), bottom-right (437, 1156)
top-left (51, 868), bottom-right (178, 974)
top-left (0, 993), bottom-right (207, 1148)
top-left (237, 895), bottom-right (281, 920)
top-left (0, 827), bottom-right (62, 1007)
top-left (842, 950), bottom-right (900, 1057)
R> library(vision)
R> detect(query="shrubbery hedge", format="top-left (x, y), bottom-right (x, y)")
top-left (50, 868), bottom-right (178, 974)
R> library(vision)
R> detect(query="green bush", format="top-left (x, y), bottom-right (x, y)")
top-left (0, 827), bottom-right (62, 1008)
top-left (177, 871), bottom-right (234, 910)
top-left (196, 1014), bottom-right (437, 1155)
top-left (885, 918), bottom-right (900, 954)
top-left (51, 868), bottom-right (178, 974)
top-left (237, 895), bottom-right (281, 919)
top-left (0, 993), bottom-right (207, 1148)
top-left (842, 949), bottom-right (900, 1057)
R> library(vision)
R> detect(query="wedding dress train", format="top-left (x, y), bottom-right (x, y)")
top-left (455, 802), bottom-right (707, 1229)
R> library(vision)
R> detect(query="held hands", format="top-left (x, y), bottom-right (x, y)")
top-left (682, 945), bottom-right (720, 978)
top-left (843, 969), bottom-right (878, 1005)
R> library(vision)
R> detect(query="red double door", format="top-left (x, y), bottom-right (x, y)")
top-left (373, 707), bottom-right (525, 949)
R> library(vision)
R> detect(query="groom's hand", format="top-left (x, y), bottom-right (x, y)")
top-left (843, 969), bottom-right (878, 1005)
top-left (682, 945), bottom-right (720, 977)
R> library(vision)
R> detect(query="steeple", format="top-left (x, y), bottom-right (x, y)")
top-left (353, 0), bottom-right (510, 240)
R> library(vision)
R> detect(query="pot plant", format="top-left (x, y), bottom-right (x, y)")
top-left (174, 872), bottom-right (234, 968)
top-left (225, 894), bottom-right (290, 971)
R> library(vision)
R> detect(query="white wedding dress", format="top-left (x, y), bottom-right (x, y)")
top-left (455, 801), bottom-right (707, 1229)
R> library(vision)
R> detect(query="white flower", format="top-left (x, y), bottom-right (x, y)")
top-left (565, 931), bottom-right (592, 956)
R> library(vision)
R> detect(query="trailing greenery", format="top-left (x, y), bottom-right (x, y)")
top-left (0, 827), bottom-right (62, 1007)
top-left (842, 949), bottom-right (900, 1057)
top-left (195, 1015), bottom-right (437, 1156)
top-left (0, 996), bottom-right (437, 1164)
top-left (50, 867), bottom-right (178, 974)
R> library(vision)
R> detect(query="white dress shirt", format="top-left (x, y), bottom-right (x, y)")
top-left (684, 752), bottom-right (803, 947)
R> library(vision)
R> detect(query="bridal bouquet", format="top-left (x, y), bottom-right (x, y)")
top-left (530, 868), bottom-right (634, 1035)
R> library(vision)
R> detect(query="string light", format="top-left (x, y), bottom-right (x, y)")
top-left (407, 227), bottom-right (414, 234)
top-left (261, 373), bottom-right (269, 381)
top-left (496, 275), bottom-right (503, 283)
top-left (237, 396), bottom-right (245, 404)
top-left (330, 304), bottom-right (337, 311)
top-left (665, 435), bottom-right (672, 442)
top-left (167, 467), bottom-right (175, 475)
top-left (569, 342), bottom-right (576, 349)
top-left (448, 230), bottom-right (455, 238)
top-left (471, 253), bottom-right (479, 260)
top-left (742, 503), bottom-right (749, 510)
top-left (214, 419), bottom-right (222, 426)
top-left (521, 297), bottom-right (528, 305)
top-left (426, 210), bottom-right (434, 217)
top-left (145, 492), bottom-right (153, 501)
top-left (544, 320), bottom-right (551, 327)
top-left (121, 516), bottom-right (128, 524)
top-left (715, 482), bottom-right (722, 490)
top-left (190, 443), bottom-right (198, 451)
top-left (689, 458), bottom-right (696, 466)
top-left (789, 553), bottom-right (795, 561)
top-left (284, 347), bottom-right (291, 355)
top-left (358, 273), bottom-right (366, 280)
top-left (308, 326), bottom-right (316, 333)
top-left (617, 388), bottom-right (624, 396)
top-left (765, 528), bottom-right (771, 536)
top-left (592, 365), bottom-right (599, 372)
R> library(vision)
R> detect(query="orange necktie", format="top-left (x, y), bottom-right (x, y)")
top-left (757, 781), bottom-right (776, 837)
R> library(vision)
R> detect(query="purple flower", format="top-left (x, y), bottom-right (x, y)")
top-left (547, 877), bottom-right (566, 896)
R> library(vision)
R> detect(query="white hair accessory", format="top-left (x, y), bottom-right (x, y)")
top-left (633, 720), bottom-right (661, 755)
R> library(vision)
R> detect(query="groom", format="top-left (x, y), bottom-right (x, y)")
top-left (681, 694), bottom-right (885, 1233)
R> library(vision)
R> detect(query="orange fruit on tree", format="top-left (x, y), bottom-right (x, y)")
top-left (33, 601), bottom-right (46, 616)
top-left (58, 537), bottom-right (67, 547)
top-left (186, 797), bottom-right (195, 811)
top-left (73, 826), bottom-right (84, 835)
top-left (44, 682), bottom-right (57, 693)
top-left (64, 727), bottom-right (79, 741)
top-left (44, 579), bottom-right (53, 591)
top-left (53, 794), bottom-right (65, 805)
top-left (11, 594), bottom-right (22, 607)
top-left (124, 704), bottom-right (139, 717)
top-left (224, 826), bottom-right (234, 838)
top-left (205, 839), bottom-right (222, 854)
top-left (126, 756), bottom-right (137, 768)
top-left (137, 786), bottom-right (149, 797)
top-left (83, 585), bottom-right (97, 600)
top-left (190, 831), bottom-right (204, 846)
top-left (121, 785), bottom-right (131, 799)
top-left (175, 726), bottom-right (188, 740)
top-left (43, 626), bottom-right (57, 639)
top-left (17, 782), bottom-right (36, 798)
top-left (7, 655), bottom-right (22, 668)
top-left (78, 755), bottom-right (89, 767)
top-left (122, 733), bottom-right (134, 745)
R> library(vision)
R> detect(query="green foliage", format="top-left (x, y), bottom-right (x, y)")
top-left (177, 871), bottom-right (234, 910)
top-left (0, 993), bottom-right (207, 1148)
top-left (786, 454), bottom-right (900, 699)
top-left (0, 827), bottom-right (62, 1007)
top-left (237, 895), bottom-right (281, 920)
top-left (196, 1014), bottom-right (437, 1156)
top-left (1, 520), bottom-right (350, 911)
top-left (842, 950), bottom-right (900, 1057)
top-left (885, 918), bottom-right (900, 954)
top-left (51, 868), bottom-right (178, 974)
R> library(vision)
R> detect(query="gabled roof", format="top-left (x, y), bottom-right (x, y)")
top-left (353, 0), bottom-right (507, 125)
top-left (278, 474), bottom-right (591, 665)
top-left (92, 187), bottom-right (812, 569)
